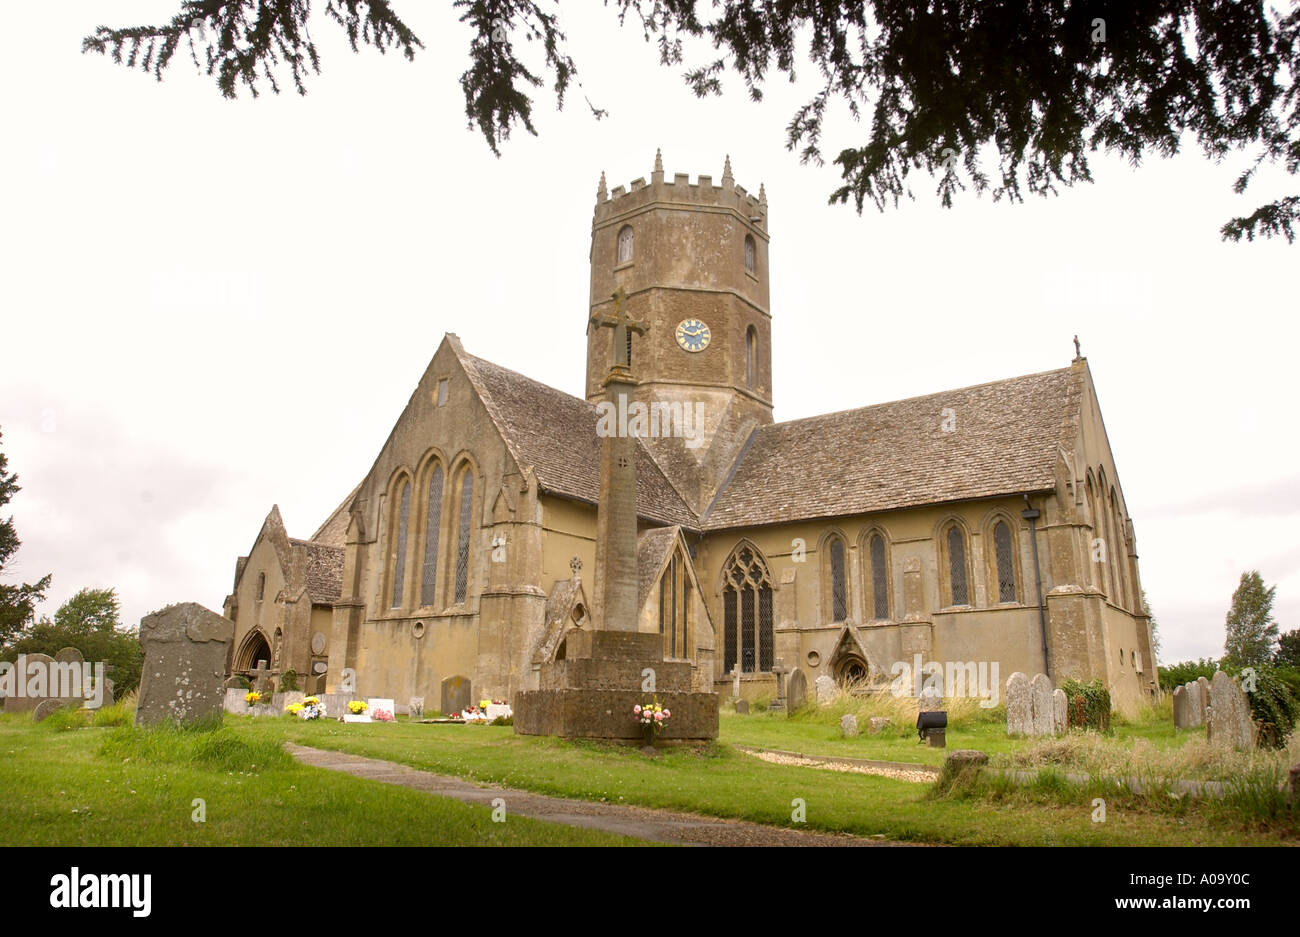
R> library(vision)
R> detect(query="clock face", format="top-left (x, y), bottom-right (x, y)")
top-left (675, 318), bottom-right (711, 353)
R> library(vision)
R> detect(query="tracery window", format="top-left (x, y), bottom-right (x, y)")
top-left (943, 522), bottom-right (970, 606)
top-left (453, 467), bottom-right (474, 605)
top-left (865, 532), bottom-right (891, 620)
top-left (993, 519), bottom-right (1017, 603)
top-left (825, 535), bottom-right (848, 622)
top-left (390, 480), bottom-right (411, 608)
top-left (722, 544), bottom-right (773, 674)
top-left (420, 464), bottom-right (444, 606)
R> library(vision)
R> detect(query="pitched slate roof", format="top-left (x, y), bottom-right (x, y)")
top-left (636, 526), bottom-right (681, 611)
top-left (310, 483), bottom-right (360, 547)
top-left (455, 349), bottom-right (697, 528)
top-left (290, 538), bottom-right (345, 604)
top-left (702, 366), bottom-right (1081, 530)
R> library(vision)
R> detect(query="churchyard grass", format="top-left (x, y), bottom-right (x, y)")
top-left (0, 713), bottom-right (635, 846)
top-left (232, 716), bottom-right (1297, 845)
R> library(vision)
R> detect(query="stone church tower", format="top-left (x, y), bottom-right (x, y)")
top-left (586, 152), bottom-right (773, 514)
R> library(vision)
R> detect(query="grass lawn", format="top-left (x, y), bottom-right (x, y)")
top-left (0, 714), bottom-right (635, 846)
top-left (228, 714), bottom-right (1297, 846)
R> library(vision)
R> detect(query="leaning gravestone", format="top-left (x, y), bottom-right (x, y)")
top-left (1005, 672), bottom-right (1031, 735)
top-left (1172, 685), bottom-right (1190, 728)
top-left (1029, 674), bottom-right (1055, 737)
top-left (135, 602), bottom-right (234, 727)
top-left (1207, 671), bottom-right (1255, 751)
top-left (840, 713), bottom-right (859, 737)
top-left (33, 699), bottom-right (65, 723)
top-left (1052, 688), bottom-right (1068, 734)
top-left (734, 699), bottom-right (750, 715)
top-left (815, 674), bottom-right (836, 704)
top-left (787, 669), bottom-right (807, 712)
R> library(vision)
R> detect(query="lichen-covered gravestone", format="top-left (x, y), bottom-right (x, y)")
top-left (1005, 672), bottom-right (1031, 735)
top-left (1207, 671), bottom-right (1255, 751)
top-left (815, 674), bottom-right (836, 704)
top-left (1184, 680), bottom-right (1204, 728)
top-left (840, 713), bottom-right (859, 737)
top-left (1029, 674), bottom-right (1055, 737)
top-left (1172, 685), bottom-right (1190, 728)
top-left (135, 602), bottom-right (233, 727)
top-left (1196, 676), bottom-right (1211, 726)
top-left (1052, 688), bottom-right (1068, 734)
top-left (787, 669), bottom-right (807, 712)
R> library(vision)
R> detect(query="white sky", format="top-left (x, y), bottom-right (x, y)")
top-left (2, 3), bottom-right (1296, 664)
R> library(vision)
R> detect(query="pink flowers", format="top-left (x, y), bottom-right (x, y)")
top-left (635, 699), bottom-right (671, 734)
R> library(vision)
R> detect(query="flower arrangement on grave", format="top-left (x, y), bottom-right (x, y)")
top-left (371, 707), bottom-right (394, 722)
top-left (245, 691), bottom-right (262, 709)
top-left (286, 696), bottom-right (325, 720)
top-left (346, 700), bottom-right (368, 715)
top-left (634, 700), bottom-right (671, 739)
top-left (460, 705), bottom-right (489, 724)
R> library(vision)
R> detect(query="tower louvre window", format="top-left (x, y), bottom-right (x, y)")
top-left (617, 225), bottom-right (634, 264)
top-left (744, 234), bottom-right (755, 274)
top-left (745, 326), bottom-right (757, 387)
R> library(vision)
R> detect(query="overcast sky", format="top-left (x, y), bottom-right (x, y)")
top-left (2, 3), bottom-right (1296, 664)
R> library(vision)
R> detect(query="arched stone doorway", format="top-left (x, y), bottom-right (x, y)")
top-left (826, 625), bottom-right (877, 691)
top-left (235, 630), bottom-right (272, 673)
top-left (834, 655), bottom-right (869, 686)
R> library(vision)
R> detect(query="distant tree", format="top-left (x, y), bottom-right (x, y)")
top-left (80, 2), bottom-right (1300, 242)
top-left (1276, 628), bottom-right (1300, 668)
top-left (1223, 570), bottom-right (1280, 666)
top-left (0, 429), bottom-right (51, 649)
top-left (1142, 588), bottom-right (1161, 662)
top-left (4, 588), bottom-right (142, 699)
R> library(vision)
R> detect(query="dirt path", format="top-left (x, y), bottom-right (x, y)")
top-left (286, 743), bottom-right (917, 847)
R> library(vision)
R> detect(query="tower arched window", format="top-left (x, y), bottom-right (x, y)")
top-left (617, 225), bottom-right (634, 264)
top-left (452, 466), bottom-right (475, 605)
top-left (390, 480), bottom-right (412, 608)
top-left (745, 326), bottom-right (757, 387)
top-left (722, 544), bottom-right (773, 674)
top-left (992, 519), bottom-right (1018, 603)
top-left (864, 531), bottom-right (891, 620)
top-left (942, 522), bottom-right (971, 607)
top-left (823, 535), bottom-right (848, 623)
top-left (420, 463), bottom-right (444, 607)
top-left (744, 234), bottom-right (756, 274)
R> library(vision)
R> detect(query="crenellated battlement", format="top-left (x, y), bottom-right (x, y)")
top-left (594, 150), bottom-right (768, 233)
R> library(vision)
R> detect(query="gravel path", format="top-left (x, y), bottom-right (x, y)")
top-left (286, 743), bottom-right (920, 847)
top-left (737, 746), bottom-right (939, 783)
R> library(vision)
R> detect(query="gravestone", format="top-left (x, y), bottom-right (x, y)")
top-left (33, 699), bottom-right (65, 722)
top-left (732, 664), bottom-right (741, 700)
top-left (1029, 674), bottom-right (1054, 737)
top-left (2, 652), bottom-right (54, 713)
top-left (734, 699), bottom-right (750, 715)
top-left (250, 661), bottom-right (276, 698)
top-left (869, 716), bottom-right (891, 734)
top-left (441, 675), bottom-right (472, 716)
top-left (135, 602), bottom-right (233, 727)
top-left (281, 691), bottom-right (305, 713)
top-left (320, 692), bottom-right (353, 718)
top-left (815, 674), bottom-right (836, 704)
top-left (787, 669), bottom-right (807, 713)
top-left (223, 687), bottom-right (249, 715)
top-left (840, 713), bottom-right (859, 737)
top-left (368, 697), bottom-right (396, 721)
top-left (1172, 685), bottom-right (1190, 728)
top-left (1196, 676), bottom-right (1211, 725)
top-left (1005, 672), bottom-right (1031, 735)
top-left (770, 658), bottom-right (788, 712)
top-left (1184, 680), bottom-right (1204, 728)
top-left (1207, 671), bottom-right (1255, 751)
top-left (409, 696), bottom-right (425, 719)
top-left (1052, 688), bottom-right (1068, 734)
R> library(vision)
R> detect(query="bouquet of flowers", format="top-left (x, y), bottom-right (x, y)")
top-left (286, 696), bottom-right (325, 720)
top-left (245, 691), bottom-right (262, 709)
top-left (371, 708), bottom-right (394, 722)
top-left (634, 700), bottom-right (671, 736)
top-left (346, 700), bottom-right (368, 715)
top-left (460, 705), bottom-right (489, 724)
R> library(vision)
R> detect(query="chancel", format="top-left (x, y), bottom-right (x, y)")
top-left (218, 151), bottom-right (1157, 720)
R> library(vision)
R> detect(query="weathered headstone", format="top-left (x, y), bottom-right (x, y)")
top-left (409, 696), bottom-right (425, 719)
top-left (1196, 676), bottom-right (1211, 725)
top-left (1052, 688), bottom-right (1068, 734)
top-left (770, 658), bottom-right (788, 712)
top-left (787, 669), bottom-right (807, 713)
top-left (441, 674), bottom-right (472, 716)
top-left (734, 699), bottom-right (750, 715)
top-left (839, 713), bottom-right (859, 737)
top-left (1029, 673), bottom-right (1054, 737)
top-left (1005, 672), bottom-right (1031, 735)
top-left (223, 687), bottom-right (249, 715)
top-left (250, 660), bottom-right (276, 698)
top-left (1207, 670), bottom-right (1255, 751)
top-left (33, 699), bottom-right (64, 722)
top-left (135, 602), bottom-right (234, 727)
top-left (815, 674), bottom-right (836, 704)
top-left (1172, 685), bottom-right (1190, 728)
top-left (868, 716), bottom-right (891, 734)
top-left (1184, 680), bottom-right (1204, 728)
top-left (2, 652), bottom-right (54, 713)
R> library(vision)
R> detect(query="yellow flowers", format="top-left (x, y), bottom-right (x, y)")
top-left (347, 700), bottom-right (368, 714)
top-left (245, 691), bottom-right (261, 704)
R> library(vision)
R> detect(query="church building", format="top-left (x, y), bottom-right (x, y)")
top-left (220, 152), bottom-right (1158, 715)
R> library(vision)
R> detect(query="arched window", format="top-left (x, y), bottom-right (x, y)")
top-left (824, 535), bottom-right (848, 622)
top-left (658, 550), bottom-right (691, 659)
top-left (864, 531), bottom-right (891, 620)
top-left (420, 464), bottom-right (445, 607)
top-left (453, 467), bottom-right (475, 605)
top-left (617, 225), bottom-right (634, 264)
top-left (1085, 475), bottom-right (1104, 594)
top-left (1111, 491), bottom-right (1130, 610)
top-left (993, 519), bottom-right (1017, 603)
top-left (390, 480), bottom-right (412, 608)
top-left (744, 234), bottom-right (756, 274)
top-left (256, 572), bottom-right (265, 601)
top-left (745, 326), bottom-right (757, 387)
top-left (942, 522), bottom-right (970, 606)
top-left (722, 543), bottom-right (773, 674)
